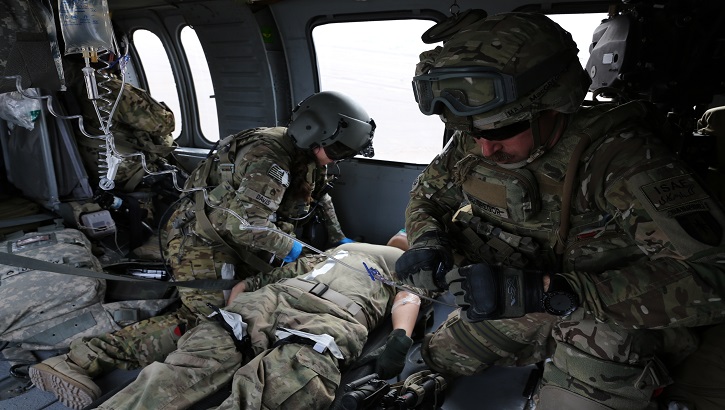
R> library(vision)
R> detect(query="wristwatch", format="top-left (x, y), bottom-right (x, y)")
top-left (541, 290), bottom-right (579, 316)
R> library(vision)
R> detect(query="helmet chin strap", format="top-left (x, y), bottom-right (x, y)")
top-left (528, 112), bottom-right (568, 164)
top-left (497, 112), bottom-right (567, 169)
top-left (496, 114), bottom-right (543, 170)
top-left (524, 113), bottom-right (548, 166)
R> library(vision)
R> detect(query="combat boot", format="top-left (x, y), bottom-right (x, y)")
top-left (28, 354), bottom-right (101, 410)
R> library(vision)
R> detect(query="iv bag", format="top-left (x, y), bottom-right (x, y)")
top-left (58, 0), bottom-right (116, 56)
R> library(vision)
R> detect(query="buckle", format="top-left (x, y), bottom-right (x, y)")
top-left (218, 163), bottom-right (234, 173)
top-left (308, 282), bottom-right (329, 297)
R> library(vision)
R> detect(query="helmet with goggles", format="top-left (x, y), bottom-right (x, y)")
top-left (412, 12), bottom-right (590, 133)
top-left (288, 91), bottom-right (375, 161)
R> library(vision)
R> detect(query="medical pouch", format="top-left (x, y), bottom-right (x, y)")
top-left (455, 154), bottom-right (541, 223)
top-left (0, 228), bottom-right (119, 350)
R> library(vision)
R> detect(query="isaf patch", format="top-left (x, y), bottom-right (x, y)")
top-left (641, 174), bottom-right (709, 214)
top-left (641, 174), bottom-right (722, 246)
top-left (268, 164), bottom-right (290, 187)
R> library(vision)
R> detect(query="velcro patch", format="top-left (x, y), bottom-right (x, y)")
top-left (641, 174), bottom-right (709, 213)
top-left (268, 164), bottom-right (290, 187)
top-left (468, 195), bottom-right (510, 219)
top-left (243, 187), bottom-right (274, 208)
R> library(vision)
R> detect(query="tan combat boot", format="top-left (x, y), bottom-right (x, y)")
top-left (28, 354), bottom-right (101, 410)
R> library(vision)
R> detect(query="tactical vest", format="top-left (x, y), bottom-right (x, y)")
top-left (452, 102), bottom-right (658, 272)
top-left (173, 127), bottom-right (329, 271)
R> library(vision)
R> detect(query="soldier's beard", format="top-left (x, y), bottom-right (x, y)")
top-left (486, 151), bottom-right (514, 163)
top-left (486, 151), bottom-right (529, 169)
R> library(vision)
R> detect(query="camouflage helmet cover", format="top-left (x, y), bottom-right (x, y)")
top-left (414, 12), bottom-right (591, 130)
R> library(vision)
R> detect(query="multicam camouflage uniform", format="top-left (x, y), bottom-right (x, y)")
top-left (408, 101), bottom-right (725, 409)
top-left (172, 126), bottom-right (346, 268)
top-left (64, 126), bottom-right (348, 380)
top-left (97, 243), bottom-right (400, 410)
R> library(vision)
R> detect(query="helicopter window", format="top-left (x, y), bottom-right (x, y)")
top-left (180, 26), bottom-right (220, 142)
top-left (313, 19), bottom-right (443, 165)
top-left (132, 29), bottom-right (182, 139)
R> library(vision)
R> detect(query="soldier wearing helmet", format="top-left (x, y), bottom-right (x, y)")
top-left (396, 12), bottom-right (725, 409)
top-left (28, 91), bottom-right (375, 409)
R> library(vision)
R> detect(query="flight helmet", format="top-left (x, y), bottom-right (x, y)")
top-left (288, 91), bottom-right (375, 160)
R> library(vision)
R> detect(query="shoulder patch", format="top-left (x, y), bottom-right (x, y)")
top-left (640, 174), bottom-right (709, 212)
top-left (268, 164), bottom-right (290, 187)
top-left (641, 174), bottom-right (723, 246)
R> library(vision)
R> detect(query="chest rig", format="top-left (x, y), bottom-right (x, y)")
top-left (275, 162), bottom-right (324, 223)
top-left (451, 103), bottom-right (652, 272)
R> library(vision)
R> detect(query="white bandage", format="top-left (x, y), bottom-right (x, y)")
top-left (391, 293), bottom-right (421, 313)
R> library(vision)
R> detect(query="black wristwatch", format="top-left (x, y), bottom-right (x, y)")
top-left (541, 291), bottom-right (579, 316)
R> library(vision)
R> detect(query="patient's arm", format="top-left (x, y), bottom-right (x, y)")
top-left (391, 291), bottom-right (421, 336)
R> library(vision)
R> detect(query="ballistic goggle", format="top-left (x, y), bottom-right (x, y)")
top-left (413, 67), bottom-right (521, 116)
top-left (412, 52), bottom-right (575, 117)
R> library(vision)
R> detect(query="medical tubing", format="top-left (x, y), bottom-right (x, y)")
top-left (1, 74), bottom-right (449, 306)
top-left (202, 193), bottom-right (454, 307)
top-left (2, 74), bottom-right (104, 141)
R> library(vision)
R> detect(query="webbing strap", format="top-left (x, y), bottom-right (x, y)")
top-left (0, 251), bottom-right (238, 290)
top-left (25, 311), bottom-right (97, 345)
top-left (122, 167), bottom-right (146, 192)
top-left (555, 133), bottom-right (593, 255)
top-left (279, 277), bottom-right (369, 329)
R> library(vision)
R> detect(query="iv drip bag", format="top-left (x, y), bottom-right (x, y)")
top-left (58, 0), bottom-right (116, 56)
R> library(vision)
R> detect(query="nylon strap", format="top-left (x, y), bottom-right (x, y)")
top-left (24, 311), bottom-right (97, 346)
top-left (554, 133), bottom-right (592, 255)
top-left (123, 167), bottom-right (146, 192)
top-left (279, 277), bottom-right (369, 329)
top-left (0, 251), bottom-right (238, 290)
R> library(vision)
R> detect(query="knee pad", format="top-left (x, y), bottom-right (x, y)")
top-left (419, 333), bottom-right (442, 372)
top-left (544, 346), bottom-right (671, 410)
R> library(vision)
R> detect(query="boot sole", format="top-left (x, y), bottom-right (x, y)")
top-left (29, 364), bottom-right (97, 410)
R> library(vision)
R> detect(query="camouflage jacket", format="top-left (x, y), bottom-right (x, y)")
top-left (238, 243), bottom-right (398, 334)
top-left (181, 127), bottom-right (344, 260)
top-left (406, 101), bottom-right (725, 329)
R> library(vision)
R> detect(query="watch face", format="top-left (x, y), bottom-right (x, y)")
top-left (543, 291), bottom-right (578, 316)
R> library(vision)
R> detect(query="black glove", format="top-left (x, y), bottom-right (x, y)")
top-left (446, 264), bottom-right (544, 322)
top-left (395, 231), bottom-right (454, 291)
top-left (375, 328), bottom-right (413, 380)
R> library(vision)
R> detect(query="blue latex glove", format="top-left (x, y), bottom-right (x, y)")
top-left (338, 237), bottom-right (355, 245)
top-left (283, 241), bottom-right (303, 262)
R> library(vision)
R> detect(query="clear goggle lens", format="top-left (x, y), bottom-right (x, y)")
top-left (412, 67), bottom-right (518, 116)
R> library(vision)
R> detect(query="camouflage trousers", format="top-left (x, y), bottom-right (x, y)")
top-left (68, 236), bottom-right (229, 377)
top-left (422, 309), bottom-right (700, 409)
top-left (97, 282), bottom-right (370, 410)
